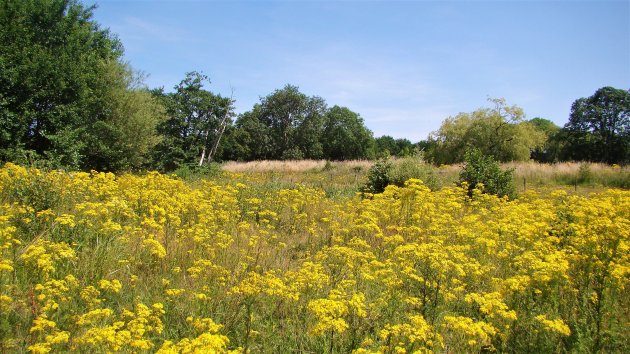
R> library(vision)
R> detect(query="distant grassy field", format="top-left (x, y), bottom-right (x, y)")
top-left (218, 159), bottom-right (629, 197)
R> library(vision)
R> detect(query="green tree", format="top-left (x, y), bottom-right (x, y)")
top-left (152, 72), bottom-right (234, 171)
top-left (428, 98), bottom-right (545, 164)
top-left (322, 106), bottom-right (374, 160)
top-left (227, 110), bottom-right (274, 161)
top-left (0, 0), bottom-right (163, 171)
top-left (374, 136), bottom-right (396, 157)
top-left (80, 62), bottom-right (165, 171)
top-left (374, 136), bottom-right (413, 157)
top-left (237, 85), bottom-right (327, 160)
top-left (562, 87), bottom-right (630, 164)
top-left (529, 117), bottom-right (562, 163)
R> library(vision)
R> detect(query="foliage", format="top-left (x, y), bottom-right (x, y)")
top-left (0, 163), bottom-right (628, 353)
top-left (459, 149), bottom-right (516, 199)
top-left (81, 62), bottom-right (165, 171)
top-left (428, 98), bottom-right (546, 164)
top-left (232, 85), bottom-right (327, 161)
top-left (0, 0), bottom-right (163, 171)
top-left (562, 86), bottom-right (630, 164)
top-left (230, 87), bottom-right (376, 162)
top-left (152, 72), bottom-right (234, 171)
top-left (361, 158), bottom-right (392, 194)
top-left (374, 135), bottom-right (414, 158)
top-left (388, 155), bottom-right (439, 191)
top-left (362, 155), bottom-right (439, 194)
top-left (529, 117), bottom-right (563, 163)
top-left (577, 162), bottom-right (593, 184)
top-left (172, 162), bottom-right (222, 181)
top-left (322, 106), bottom-right (374, 160)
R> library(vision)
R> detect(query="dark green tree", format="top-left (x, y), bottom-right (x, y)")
top-left (459, 149), bottom-right (516, 199)
top-left (322, 106), bottom-right (374, 160)
top-left (0, 0), bottom-right (164, 171)
top-left (395, 138), bottom-right (414, 157)
top-left (374, 136), bottom-right (414, 157)
top-left (0, 0), bottom-right (118, 163)
top-left (226, 110), bottom-right (274, 161)
top-left (237, 85), bottom-right (327, 160)
top-left (562, 87), bottom-right (630, 164)
top-left (529, 117), bottom-right (562, 163)
top-left (152, 72), bottom-right (234, 171)
top-left (374, 136), bottom-right (396, 157)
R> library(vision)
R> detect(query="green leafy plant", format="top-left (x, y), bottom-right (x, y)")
top-left (459, 149), bottom-right (515, 199)
top-left (389, 155), bottom-right (439, 191)
top-left (577, 163), bottom-right (593, 184)
top-left (361, 158), bottom-right (392, 194)
top-left (362, 155), bottom-right (439, 194)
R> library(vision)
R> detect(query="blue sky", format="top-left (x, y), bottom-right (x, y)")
top-left (92, 0), bottom-right (629, 142)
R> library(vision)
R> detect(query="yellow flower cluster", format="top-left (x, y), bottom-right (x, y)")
top-left (0, 164), bottom-right (628, 353)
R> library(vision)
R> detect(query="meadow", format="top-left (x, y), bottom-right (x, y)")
top-left (0, 162), bottom-right (628, 353)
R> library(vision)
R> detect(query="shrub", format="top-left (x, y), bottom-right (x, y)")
top-left (362, 155), bottom-right (439, 194)
top-left (577, 163), bottom-right (593, 184)
top-left (361, 158), bottom-right (392, 194)
top-left (389, 155), bottom-right (439, 191)
top-left (173, 163), bottom-right (222, 181)
top-left (459, 149), bottom-right (515, 199)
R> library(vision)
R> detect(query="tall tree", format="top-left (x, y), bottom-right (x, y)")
top-left (563, 87), bottom-right (630, 164)
top-left (80, 62), bottom-right (165, 171)
top-left (374, 136), bottom-right (413, 158)
top-left (237, 85), bottom-right (327, 160)
top-left (374, 136), bottom-right (396, 157)
top-left (227, 110), bottom-right (274, 161)
top-left (528, 117), bottom-right (562, 163)
top-left (0, 0), bottom-right (164, 170)
top-left (0, 0), bottom-right (118, 164)
top-left (427, 98), bottom-right (545, 164)
top-left (322, 106), bottom-right (374, 160)
top-left (152, 72), bottom-right (233, 171)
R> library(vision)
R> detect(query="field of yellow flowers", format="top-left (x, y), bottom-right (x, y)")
top-left (0, 163), bottom-right (628, 353)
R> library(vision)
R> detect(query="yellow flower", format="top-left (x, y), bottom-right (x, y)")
top-left (99, 279), bottom-right (122, 293)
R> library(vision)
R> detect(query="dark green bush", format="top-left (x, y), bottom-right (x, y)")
top-left (173, 163), bottom-right (222, 181)
top-left (361, 158), bottom-right (392, 194)
top-left (459, 149), bottom-right (515, 199)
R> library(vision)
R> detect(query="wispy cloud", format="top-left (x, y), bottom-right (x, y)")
top-left (108, 16), bottom-right (200, 45)
top-left (262, 44), bottom-right (458, 140)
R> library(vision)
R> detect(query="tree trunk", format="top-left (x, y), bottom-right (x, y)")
top-left (198, 129), bottom-right (209, 166)
top-left (206, 95), bottom-right (234, 163)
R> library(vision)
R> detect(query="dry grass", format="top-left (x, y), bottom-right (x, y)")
top-left (220, 160), bottom-right (628, 193)
top-left (505, 161), bottom-right (608, 176)
top-left (221, 159), bottom-right (373, 173)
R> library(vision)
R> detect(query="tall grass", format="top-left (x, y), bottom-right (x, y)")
top-left (219, 160), bottom-right (629, 195)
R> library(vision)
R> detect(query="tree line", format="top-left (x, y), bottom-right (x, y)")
top-left (1, 0), bottom-right (628, 173)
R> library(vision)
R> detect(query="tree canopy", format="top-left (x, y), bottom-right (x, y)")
top-left (229, 85), bottom-right (374, 161)
top-left (427, 99), bottom-right (545, 164)
top-left (151, 72), bottom-right (233, 171)
top-left (322, 106), bottom-right (374, 160)
top-left (562, 87), bottom-right (630, 164)
top-left (529, 117), bottom-right (562, 163)
top-left (0, 0), bottom-right (164, 171)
